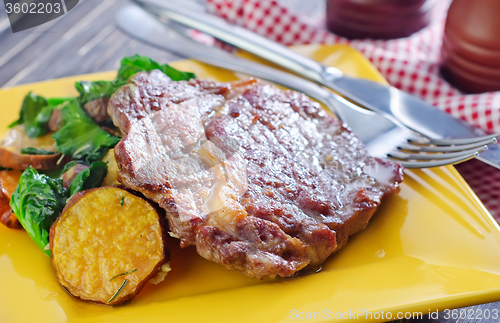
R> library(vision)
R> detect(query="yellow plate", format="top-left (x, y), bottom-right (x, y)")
top-left (1, 44), bottom-right (500, 323)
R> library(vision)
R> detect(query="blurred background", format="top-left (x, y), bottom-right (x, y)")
top-left (0, 0), bottom-right (324, 87)
top-left (0, 0), bottom-right (181, 87)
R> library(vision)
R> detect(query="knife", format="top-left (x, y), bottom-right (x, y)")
top-left (116, 6), bottom-right (427, 161)
top-left (131, 0), bottom-right (500, 170)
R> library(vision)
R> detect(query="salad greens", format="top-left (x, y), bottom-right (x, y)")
top-left (33, 97), bottom-right (73, 132)
top-left (75, 81), bottom-right (117, 106)
top-left (58, 56), bottom-right (196, 161)
top-left (116, 55), bottom-right (196, 84)
top-left (7, 55), bottom-right (197, 256)
top-left (14, 55), bottom-right (196, 163)
top-left (20, 148), bottom-right (58, 155)
top-left (76, 55), bottom-right (196, 105)
top-left (53, 99), bottom-right (120, 162)
top-left (10, 167), bottom-right (68, 257)
top-left (68, 161), bottom-right (107, 197)
top-left (9, 93), bottom-right (48, 138)
top-left (9, 95), bottom-right (73, 138)
top-left (10, 162), bottom-right (108, 257)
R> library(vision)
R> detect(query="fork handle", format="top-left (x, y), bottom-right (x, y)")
top-left (133, 0), bottom-right (343, 83)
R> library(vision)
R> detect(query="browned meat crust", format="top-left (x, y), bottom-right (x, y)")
top-left (108, 70), bottom-right (403, 278)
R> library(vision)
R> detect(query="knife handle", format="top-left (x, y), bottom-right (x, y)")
top-left (134, 0), bottom-right (343, 84)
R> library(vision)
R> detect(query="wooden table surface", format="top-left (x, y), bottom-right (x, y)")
top-left (0, 1), bottom-right (499, 322)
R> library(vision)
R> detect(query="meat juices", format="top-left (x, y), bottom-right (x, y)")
top-left (108, 70), bottom-right (403, 278)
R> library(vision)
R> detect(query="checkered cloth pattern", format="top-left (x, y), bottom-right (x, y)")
top-left (205, 0), bottom-right (500, 223)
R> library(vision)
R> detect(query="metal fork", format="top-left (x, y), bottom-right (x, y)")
top-left (115, 6), bottom-right (495, 168)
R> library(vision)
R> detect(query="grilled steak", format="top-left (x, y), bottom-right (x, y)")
top-left (108, 70), bottom-right (403, 278)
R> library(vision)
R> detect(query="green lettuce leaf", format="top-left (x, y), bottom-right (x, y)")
top-left (9, 93), bottom-right (48, 138)
top-left (10, 167), bottom-right (67, 257)
top-left (9, 95), bottom-right (73, 138)
top-left (10, 162), bottom-right (108, 257)
top-left (75, 81), bottom-right (117, 106)
top-left (116, 55), bottom-right (196, 83)
top-left (75, 55), bottom-right (196, 105)
top-left (20, 147), bottom-right (58, 155)
top-left (68, 161), bottom-right (108, 197)
top-left (52, 99), bottom-right (120, 162)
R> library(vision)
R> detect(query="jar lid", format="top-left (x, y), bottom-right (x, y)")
top-left (441, 0), bottom-right (500, 93)
top-left (326, 0), bottom-right (434, 39)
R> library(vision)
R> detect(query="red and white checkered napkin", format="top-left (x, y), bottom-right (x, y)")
top-left (206, 0), bottom-right (500, 222)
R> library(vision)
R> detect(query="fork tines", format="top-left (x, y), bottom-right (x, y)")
top-left (408, 133), bottom-right (499, 146)
top-left (387, 134), bottom-right (499, 168)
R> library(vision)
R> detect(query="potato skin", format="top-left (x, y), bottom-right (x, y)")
top-left (0, 125), bottom-right (64, 170)
top-left (50, 186), bottom-right (170, 305)
top-left (0, 209), bottom-right (21, 229)
top-left (0, 147), bottom-right (63, 170)
top-left (0, 170), bottom-right (22, 229)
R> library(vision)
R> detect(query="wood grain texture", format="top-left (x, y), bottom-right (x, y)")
top-left (0, 0), bottom-right (181, 87)
top-left (0, 1), bottom-right (499, 322)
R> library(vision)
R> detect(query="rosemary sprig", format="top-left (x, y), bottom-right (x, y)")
top-left (109, 268), bottom-right (137, 282)
top-left (120, 196), bottom-right (125, 206)
top-left (108, 279), bottom-right (129, 304)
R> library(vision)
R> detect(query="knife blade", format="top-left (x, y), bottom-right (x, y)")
top-left (115, 5), bottom-right (422, 161)
top-left (132, 0), bottom-right (500, 169)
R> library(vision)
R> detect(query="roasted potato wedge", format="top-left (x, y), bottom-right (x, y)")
top-left (0, 125), bottom-right (62, 170)
top-left (50, 186), bottom-right (170, 305)
top-left (100, 149), bottom-right (120, 186)
top-left (0, 170), bottom-right (22, 229)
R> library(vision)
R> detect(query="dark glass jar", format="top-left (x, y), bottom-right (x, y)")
top-left (440, 0), bottom-right (500, 93)
top-left (326, 0), bottom-right (434, 39)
